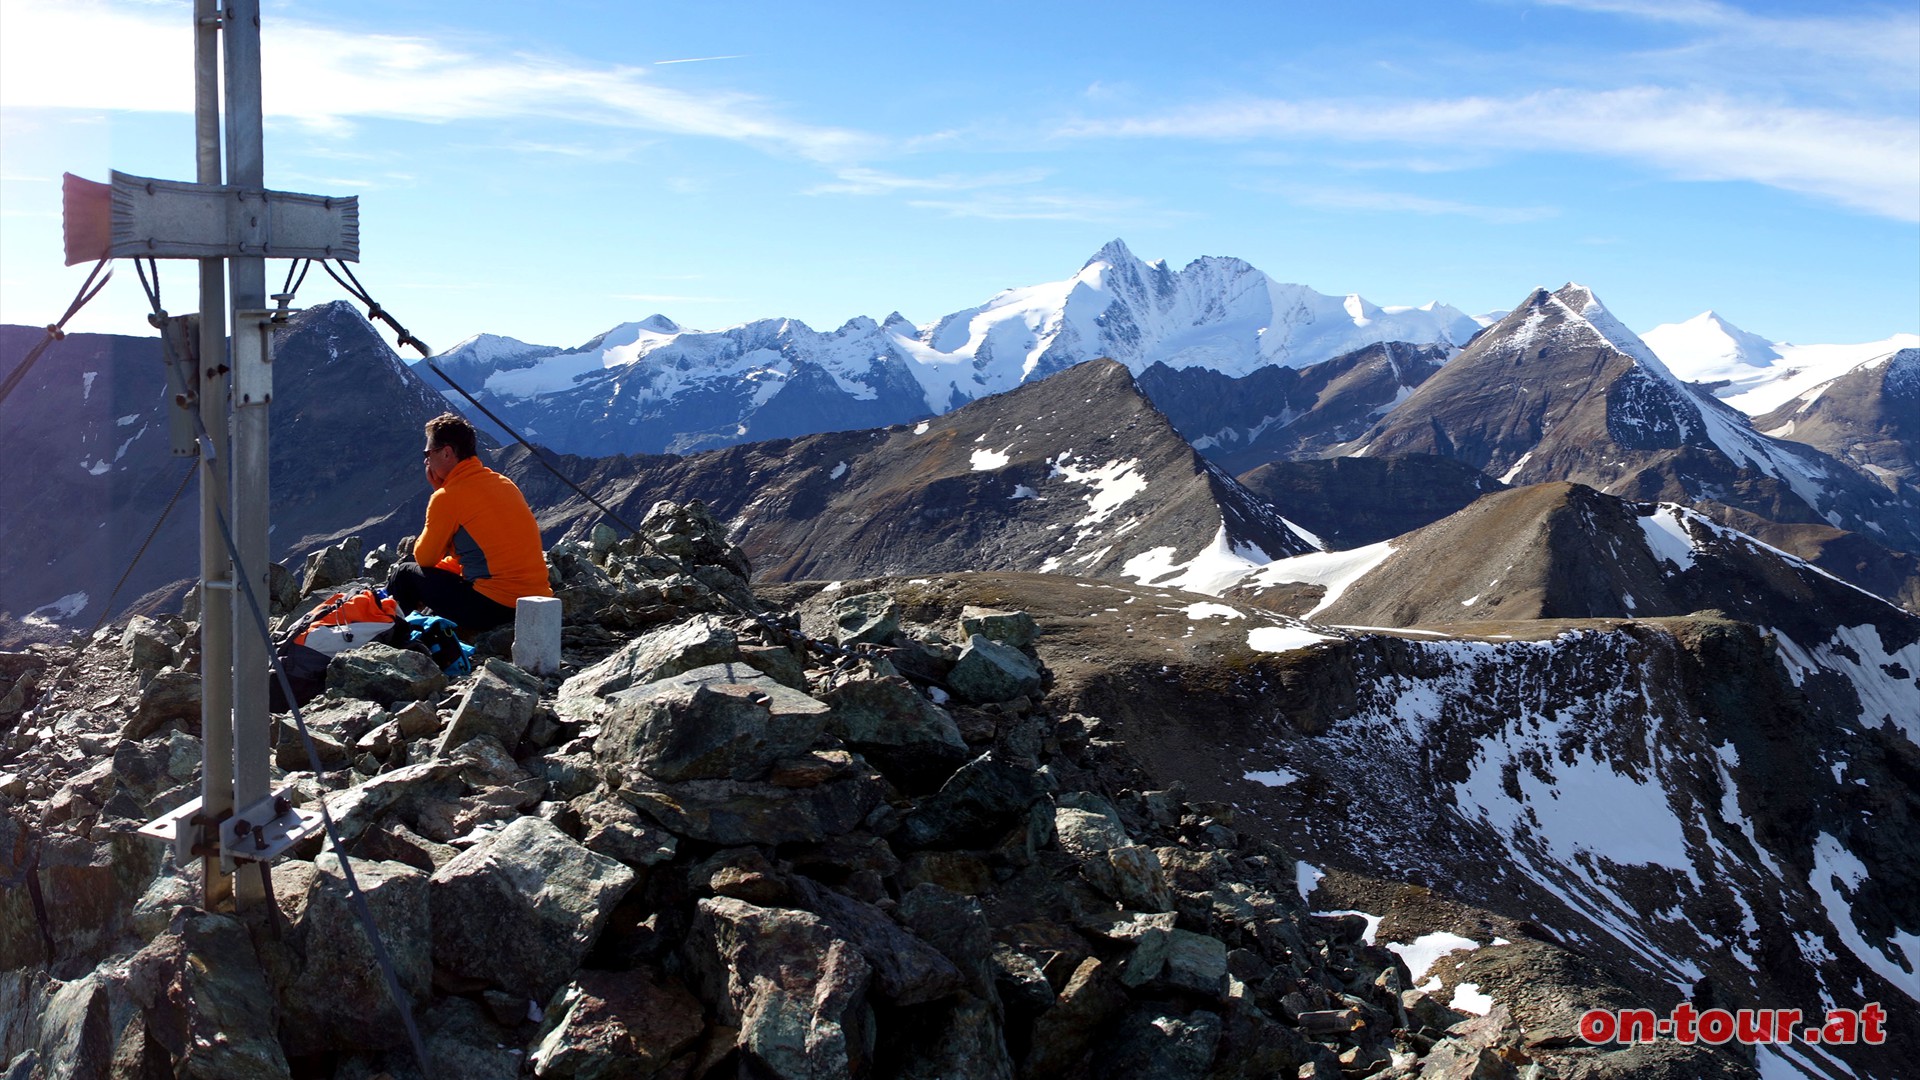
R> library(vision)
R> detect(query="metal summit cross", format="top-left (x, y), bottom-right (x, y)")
top-left (62, 0), bottom-right (356, 910)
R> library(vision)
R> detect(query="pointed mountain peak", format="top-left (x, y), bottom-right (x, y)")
top-left (1083, 238), bottom-right (1137, 270)
top-left (637, 314), bottom-right (682, 334)
top-left (881, 311), bottom-right (916, 333)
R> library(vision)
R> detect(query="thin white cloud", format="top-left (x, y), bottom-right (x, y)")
top-left (808, 166), bottom-right (1052, 197)
top-left (610, 293), bottom-right (743, 304)
top-left (0, 2), bottom-right (874, 162)
top-left (654, 55), bottom-right (746, 65)
top-left (1277, 186), bottom-right (1559, 225)
top-left (1066, 87), bottom-right (1920, 221)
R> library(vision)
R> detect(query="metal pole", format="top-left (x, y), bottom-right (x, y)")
top-left (192, 0), bottom-right (235, 912)
top-left (223, 0), bottom-right (272, 909)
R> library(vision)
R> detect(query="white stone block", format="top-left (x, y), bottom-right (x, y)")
top-left (511, 595), bottom-right (562, 675)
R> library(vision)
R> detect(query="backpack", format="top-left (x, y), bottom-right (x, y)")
top-left (268, 588), bottom-right (406, 711)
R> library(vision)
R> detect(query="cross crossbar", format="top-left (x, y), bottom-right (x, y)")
top-left (63, 170), bottom-right (359, 266)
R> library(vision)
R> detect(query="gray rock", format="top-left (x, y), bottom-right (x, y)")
top-left (435, 658), bottom-right (541, 755)
top-left (1161, 929), bottom-right (1230, 997)
top-left (894, 884), bottom-right (997, 1000)
top-left (273, 853), bottom-right (432, 1057)
top-left (124, 668), bottom-right (200, 738)
top-left (945, 634), bottom-right (1041, 704)
top-left (416, 996), bottom-right (523, 1080)
top-left (899, 752), bottom-right (1051, 849)
top-left (1094, 1006), bottom-right (1222, 1080)
top-left (617, 766), bottom-right (885, 847)
top-left (822, 591), bottom-right (901, 647)
top-left (326, 643), bottom-right (447, 708)
top-left (429, 816), bottom-right (636, 1000)
top-left (126, 911), bottom-right (291, 1080)
top-left (1055, 793), bottom-right (1172, 912)
top-left (556, 616), bottom-right (742, 723)
top-left (1025, 956), bottom-right (1127, 1075)
top-left (0, 969), bottom-right (50, 1069)
top-left (819, 675), bottom-right (968, 789)
top-left (529, 968), bottom-right (705, 1079)
top-left (792, 879), bottom-right (966, 1007)
top-left (957, 606), bottom-right (1039, 648)
top-left (595, 663), bottom-right (829, 782)
top-left (34, 973), bottom-right (111, 1080)
top-left (639, 499), bottom-right (751, 578)
top-left (131, 869), bottom-right (196, 942)
top-left (892, 993), bottom-right (1013, 1080)
top-left (122, 616), bottom-right (181, 674)
top-left (687, 897), bottom-right (873, 1080)
top-left (301, 537), bottom-right (363, 596)
top-left (320, 760), bottom-right (463, 846)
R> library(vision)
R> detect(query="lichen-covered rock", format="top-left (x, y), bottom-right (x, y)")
top-left (124, 668), bottom-right (200, 738)
top-left (1094, 1005), bottom-right (1222, 1080)
top-left (945, 634), bottom-right (1041, 704)
top-left (615, 764), bottom-right (885, 847)
top-left (33, 973), bottom-right (112, 1080)
top-left (594, 663), bottom-right (829, 782)
top-left (556, 616), bottom-right (742, 723)
top-left (300, 537), bottom-right (363, 596)
top-left (1055, 792), bottom-right (1172, 913)
top-left (272, 853), bottom-right (431, 1057)
top-left (957, 606), bottom-right (1039, 649)
top-left (126, 911), bottom-right (291, 1080)
top-left (435, 658), bottom-right (541, 754)
top-left (819, 591), bottom-right (901, 647)
top-left (819, 674), bottom-right (968, 790)
top-left (325, 643), bottom-right (447, 708)
top-left (429, 816), bottom-right (636, 1000)
top-left (791, 878), bottom-right (965, 1007)
top-left (529, 968), bottom-right (704, 1079)
top-left (687, 897), bottom-right (873, 1080)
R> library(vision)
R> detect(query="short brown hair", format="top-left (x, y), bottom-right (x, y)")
top-left (425, 413), bottom-right (478, 459)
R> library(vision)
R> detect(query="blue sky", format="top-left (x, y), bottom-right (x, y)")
top-left (2, 0), bottom-right (1915, 351)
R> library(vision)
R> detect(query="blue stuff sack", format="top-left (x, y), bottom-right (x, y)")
top-left (402, 613), bottom-right (474, 676)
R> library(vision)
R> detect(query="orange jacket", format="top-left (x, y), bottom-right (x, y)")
top-left (414, 456), bottom-right (552, 607)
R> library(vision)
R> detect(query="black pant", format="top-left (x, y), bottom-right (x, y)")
top-left (387, 561), bottom-right (516, 632)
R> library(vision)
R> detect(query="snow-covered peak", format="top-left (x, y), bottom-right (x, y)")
top-left (436, 331), bottom-right (554, 363)
top-left (1549, 283), bottom-right (1681, 380)
top-left (636, 314), bottom-right (682, 334)
top-left (1084, 237), bottom-right (1137, 271)
top-left (1642, 311), bottom-right (1782, 380)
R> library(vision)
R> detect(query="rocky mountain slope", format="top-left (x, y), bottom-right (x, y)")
top-left (0, 304), bottom-right (450, 647)
top-left (1751, 349), bottom-right (1920, 489)
top-left (1231, 456), bottom-right (1504, 552)
top-left (418, 240), bottom-right (1485, 457)
top-left (1340, 284), bottom-right (1920, 581)
top-left (1136, 342), bottom-right (1450, 476)
top-left (500, 357), bottom-right (1317, 589)
top-left (2, 503), bottom-right (1784, 1080)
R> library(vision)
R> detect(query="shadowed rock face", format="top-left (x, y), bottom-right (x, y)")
top-left (1234, 455), bottom-right (1505, 551)
top-left (1752, 347), bottom-right (1920, 487)
top-left (504, 357), bottom-right (1316, 584)
top-left (0, 302), bottom-right (451, 646)
top-left (1136, 341), bottom-right (1450, 474)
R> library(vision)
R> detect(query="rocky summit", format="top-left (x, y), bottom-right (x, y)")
top-left (6, 499), bottom-right (1839, 1080)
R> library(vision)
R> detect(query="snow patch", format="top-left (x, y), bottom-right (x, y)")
top-left (1244, 541), bottom-right (1397, 618)
top-left (1247, 625), bottom-right (1336, 653)
top-left (1296, 861), bottom-right (1326, 903)
top-left (1450, 983), bottom-right (1494, 1015)
top-left (1182, 602), bottom-right (1244, 621)
top-left (1386, 933), bottom-right (1480, 983)
top-left (970, 447), bottom-right (1010, 472)
top-left (830, 461), bottom-right (848, 480)
top-left (1244, 768), bottom-right (1301, 787)
top-left (1808, 833), bottom-right (1920, 1002)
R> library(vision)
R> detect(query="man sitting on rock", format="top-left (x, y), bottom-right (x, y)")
top-left (388, 412), bottom-right (552, 633)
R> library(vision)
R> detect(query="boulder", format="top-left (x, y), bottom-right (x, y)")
top-left (638, 499), bottom-right (751, 578)
top-left (320, 760), bottom-right (463, 846)
top-left (122, 616), bottom-right (181, 674)
top-left (818, 675), bottom-right (968, 790)
top-left (957, 606), bottom-right (1039, 649)
top-left (300, 537), bottom-right (362, 596)
top-left (429, 816), bottom-right (636, 1000)
top-left (556, 617), bottom-right (741, 722)
top-left (272, 853), bottom-right (432, 1057)
top-left (687, 897), bottom-right (873, 1080)
top-left (34, 973), bottom-right (111, 1080)
top-left (326, 644), bottom-right (447, 708)
top-left (594, 664), bottom-right (829, 782)
top-left (1055, 793), bottom-right (1172, 913)
top-left (945, 635), bottom-right (1041, 704)
top-left (126, 911), bottom-right (290, 1080)
top-left (124, 668), bottom-right (200, 738)
top-left (1024, 956), bottom-right (1128, 1075)
top-left (899, 752), bottom-right (1052, 849)
top-left (792, 879), bottom-right (966, 1007)
top-left (432, 658), bottom-right (541, 755)
top-left (616, 766), bottom-right (885, 847)
top-left (528, 968), bottom-right (705, 1079)
top-left (1093, 1006), bottom-right (1222, 1080)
